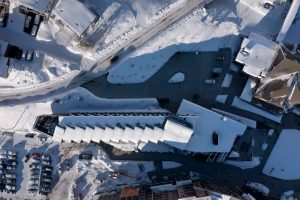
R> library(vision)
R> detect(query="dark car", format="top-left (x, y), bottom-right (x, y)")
top-left (42, 171), bottom-right (52, 177)
top-left (110, 55), bottom-right (119, 64)
top-left (79, 153), bottom-right (93, 160)
top-left (41, 182), bottom-right (51, 188)
top-left (32, 153), bottom-right (41, 159)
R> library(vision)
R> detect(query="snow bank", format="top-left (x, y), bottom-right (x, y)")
top-left (231, 97), bottom-right (282, 123)
top-left (168, 72), bottom-right (185, 83)
top-left (225, 157), bottom-right (261, 169)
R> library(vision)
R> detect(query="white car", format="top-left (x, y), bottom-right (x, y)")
top-left (31, 25), bottom-right (38, 36)
top-left (21, 50), bottom-right (27, 60)
top-left (34, 15), bottom-right (40, 25)
top-left (0, 149), bottom-right (7, 155)
top-left (26, 50), bottom-right (34, 60)
top-left (6, 173), bottom-right (16, 179)
top-left (7, 151), bottom-right (17, 156)
top-left (25, 16), bottom-right (32, 28)
top-left (29, 179), bottom-right (39, 185)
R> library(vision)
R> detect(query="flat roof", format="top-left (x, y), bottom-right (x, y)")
top-left (177, 100), bottom-right (247, 153)
top-left (52, 0), bottom-right (96, 35)
top-left (263, 129), bottom-right (300, 180)
top-left (11, 0), bottom-right (54, 13)
top-left (235, 32), bottom-right (279, 79)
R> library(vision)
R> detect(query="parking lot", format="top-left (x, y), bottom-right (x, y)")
top-left (0, 1), bottom-right (9, 27)
top-left (0, 132), bottom-right (66, 199)
top-left (83, 48), bottom-right (240, 113)
top-left (0, 149), bottom-right (18, 194)
top-left (22, 11), bottom-right (43, 36)
top-left (27, 153), bottom-right (53, 195)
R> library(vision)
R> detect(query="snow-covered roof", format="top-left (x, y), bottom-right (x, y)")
top-left (11, 0), bottom-right (54, 14)
top-left (240, 77), bottom-right (257, 102)
top-left (235, 32), bottom-right (279, 79)
top-left (58, 115), bottom-right (166, 127)
top-left (177, 100), bottom-right (247, 153)
top-left (52, 0), bottom-right (97, 35)
top-left (263, 129), bottom-right (300, 180)
top-left (162, 119), bottom-right (193, 150)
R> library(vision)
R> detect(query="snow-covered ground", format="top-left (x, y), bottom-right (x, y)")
top-left (107, 0), bottom-right (289, 84)
top-left (263, 129), bottom-right (300, 180)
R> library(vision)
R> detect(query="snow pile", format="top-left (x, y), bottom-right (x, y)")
top-left (246, 181), bottom-right (270, 196)
top-left (5, 52), bottom-right (80, 86)
top-left (66, 145), bottom-right (154, 198)
top-left (225, 157), bottom-right (261, 169)
top-left (168, 72), bottom-right (185, 83)
top-left (36, 21), bottom-right (53, 42)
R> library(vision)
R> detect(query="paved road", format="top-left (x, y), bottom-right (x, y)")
top-left (0, 0), bottom-right (212, 102)
top-left (83, 49), bottom-right (233, 112)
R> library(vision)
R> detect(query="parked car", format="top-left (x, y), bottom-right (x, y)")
top-left (0, 163), bottom-right (6, 169)
top-left (28, 188), bottom-right (38, 193)
top-left (29, 163), bottom-right (40, 169)
top-left (7, 151), bottom-right (17, 156)
top-left (5, 184), bottom-right (16, 190)
top-left (0, 150), bottom-right (7, 155)
top-left (21, 50), bottom-right (27, 60)
top-left (31, 25), bottom-right (38, 36)
top-left (7, 155), bottom-right (17, 160)
top-left (214, 55), bottom-right (225, 61)
top-left (42, 160), bottom-right (51, 166)
top-left (34, 15), bottom-right (40, 25)
top-left (29, 179), bottom-right (39, 185)
top-left (42, 171), bottom-right (52, 177)
top-left (26, 50), bottom-right (34, 61)
top-left (29, 184), bottom-right (39, 190)
top-left (6, 178), bottom-right (16, 184)
top-left (205, 79), bottom-right (216, 84)
top-left (0, 169), bottom-right (7, 174)
top-left (264, 2), bottom-right (274, 9)
top-left (30, 174), bottom-right (40, 179)
top-left (24, 16), bottom-right (32, 28)
top-left (42, 177), bottom-right (52, 183)
top-left (6, 173), bottom-right (16, 179)
top-left (7, 160), bottom-right (17, 166)
top-left (30, 169), bottom-right (40, 174)
top-left (43, 166), bottom-right (53, 172)
top-left (42, 154), bottom-right (51, 161)
top-left (41, 186), bottom-right (50, 193)
top-left (79, 153), bottom-right (93, 160)
top-left (6, 164), bottom-right (15, 170)
top-left (41, 182), bottom-right (51, 188)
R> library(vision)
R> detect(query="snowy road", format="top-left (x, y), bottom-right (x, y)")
top-left (0, 0), bottom-right (212, 102)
